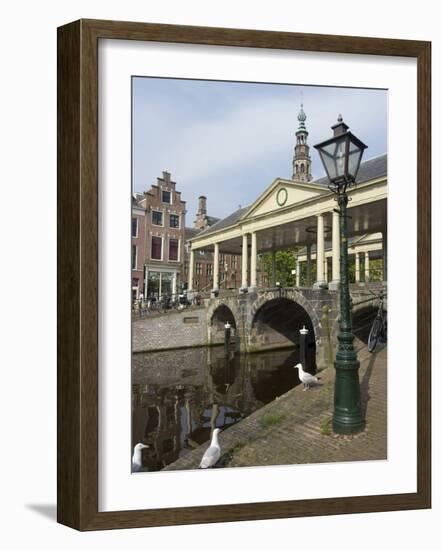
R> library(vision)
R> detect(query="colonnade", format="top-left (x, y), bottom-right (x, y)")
top-left (187, 212), bottom-right (386, 292)
top-left (188, 231), bottom-right (260, 293)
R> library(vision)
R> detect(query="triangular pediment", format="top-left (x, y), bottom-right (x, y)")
top-left (242, 178), bottom-right (327, 220)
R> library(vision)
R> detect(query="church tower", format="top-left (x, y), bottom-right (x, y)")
top-left (292, 104), bottom-right (312, 183)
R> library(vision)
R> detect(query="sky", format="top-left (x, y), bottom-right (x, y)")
top-left (132, 77), bottom-right (387, 222)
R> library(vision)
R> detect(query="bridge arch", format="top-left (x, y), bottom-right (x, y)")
top-left (206, 301), bottom-right (239, 346)
top-left (248, 289), bottom-right (327, 368)
top-left (250, 290), bottom-right (321, 342)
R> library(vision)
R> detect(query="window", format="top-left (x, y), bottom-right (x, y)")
top-left (132, 217), bottom-right (138, 237)
top-left (152, 211), bottom-right (163, 226)
top-left (169, 214), bottom-right (180, 228)
top-left (206, 263), bottom-right (212, 276)
top-left (232, 255), bottom-right (237, 269)
top-left (220, 253), bottom-right (225, 264)
top-left (169, 239), bottom-right (179, 261)
top-left (184, 262), bottom-right (188, 274)
top-left (196, 263), bottom-right (202, 275)
top-left (162, 190), bottom-right (171, 203)
top-left (151, 236), bottom-right (162, 260)
top-left (132, 245), bottom-right (137, 269)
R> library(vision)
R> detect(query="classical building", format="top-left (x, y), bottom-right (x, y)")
top-left (184, 196), bottom-right (242, 292)
top-left (187, 108), bottom-right (387, 293)
top-left (133, 108), bottom-right (386, 300)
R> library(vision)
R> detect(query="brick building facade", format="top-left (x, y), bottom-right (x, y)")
top-left (131, 174), bottom-right (242, 301)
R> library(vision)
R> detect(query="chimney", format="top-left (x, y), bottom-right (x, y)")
top-left (198, 195), bottom-right (207, 216)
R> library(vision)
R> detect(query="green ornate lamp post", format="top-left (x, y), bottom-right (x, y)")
top-left (314, 115), bottom-right (367, 435)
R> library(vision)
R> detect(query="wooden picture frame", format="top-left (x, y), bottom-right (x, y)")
top-left (57, 19), bottom-right (431, 531)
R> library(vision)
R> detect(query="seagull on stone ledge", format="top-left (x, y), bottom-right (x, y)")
top-left (199, 428), bottom-right (221, 469)
top-left (294, 363), bottom-right (319, 391)
top-left (132, 443), bottom-right (149, 472)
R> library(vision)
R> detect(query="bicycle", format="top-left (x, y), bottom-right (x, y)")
top-left (367, 290), bottom-right (387, 353)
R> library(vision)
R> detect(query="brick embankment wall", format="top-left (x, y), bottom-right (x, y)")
top-left (132, 307), bottom-right (208, 352)
top-left (164, 341), bottom-right (387, 471)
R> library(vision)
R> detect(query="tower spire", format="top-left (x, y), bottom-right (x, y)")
top-left (292, 103), bottom-right (312, 183)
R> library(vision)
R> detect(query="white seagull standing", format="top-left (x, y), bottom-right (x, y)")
top-left (132, 443), bottom-right (149, 472)
top-left (294, 363), bottom-right (319, 391)
top-left (199, 428), bottom-right (221, 469)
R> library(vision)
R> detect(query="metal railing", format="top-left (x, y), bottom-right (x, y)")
top-left (132, 292), bottom-right (203, 319)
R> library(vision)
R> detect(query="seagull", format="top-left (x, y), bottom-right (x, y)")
top-left (199, 428), bottom-right (221, 469)
top-left (294, 363), bottom-right (319, 391)
top-left (132, 442), bottom-right (149, 472)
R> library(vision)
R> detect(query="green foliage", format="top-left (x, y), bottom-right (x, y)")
top-left (259, 246), bottom-right (385, 286)
top-left (259, 412), bottom-right (287, 429)
top-left (260, 247), bottom-right (302, 286)
top-left (320, 416), bottom-right (332, 436)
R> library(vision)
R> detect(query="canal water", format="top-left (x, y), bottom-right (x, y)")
top-left (132, 344), bottom-right (316, 472)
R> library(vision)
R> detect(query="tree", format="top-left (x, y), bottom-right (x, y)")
top-left (260, 247), bottom-right (302, 287)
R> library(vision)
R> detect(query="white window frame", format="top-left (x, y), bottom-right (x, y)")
top-left (150, 235), bottom-right (163, 261)
top-left (168, 237), bottom-right (180, 262)
top-left (151, 210), bottom-right (164, 226)
top-left (131, 216), bottom-right (138, 238)
top-left (161, 189), bottom-right (172, 204)
top-left (169, 213), bottom-right (180, 229)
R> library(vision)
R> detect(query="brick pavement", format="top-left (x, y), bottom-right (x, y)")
top-left (164, 340), bottom-right (387, 470)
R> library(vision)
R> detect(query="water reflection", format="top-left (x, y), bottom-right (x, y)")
top-left (132, 344), bottom-right (316, 472)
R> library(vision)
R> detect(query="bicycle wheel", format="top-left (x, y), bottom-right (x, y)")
top-left (368, 317), bottom-right (382, 352)
top-left (381, 318), bottom-right (387, 343)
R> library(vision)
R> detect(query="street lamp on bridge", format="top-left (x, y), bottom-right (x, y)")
top-left (314, 115), bottom-right (367, 435)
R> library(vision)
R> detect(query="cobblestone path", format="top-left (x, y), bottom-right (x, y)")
top-left (164, 341), bottom-right (387, 470)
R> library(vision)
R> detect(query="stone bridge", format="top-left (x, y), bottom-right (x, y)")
top-left (205, 283), bottom-right (386, 369)
top-left (132, 283), bottom-right (386, 371)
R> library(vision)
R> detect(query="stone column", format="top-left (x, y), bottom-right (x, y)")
top-left (250, 232), bottom-right (257, 289)
top-left (271, 250), bottom-right (276, 287)
top-left (382, 230), bottom-right (388, 281)
top-left (172, 271), bottom-right (177, 297)
top-left (188, 249), bottom-right (195, 291)
top-left (144, 267), bottom-right (148, 297)
top-left (364, 251), bottom-right (370, 282)
top-left (241, 234), bottom-right (249, 291)
top-left (331, 209), bottom-right (340, 288)
top-left (314, 214), bottom-right (326, 288)
top-left (324, 258), bottom-right (328, 282)
top-left (355, 252), bottom-right (360, 282)
top-left (213, 242), bottom-right (220, 291)
top-left (296, 258), bottom-right (300, 287)
top-left (306, 244), bottom-right (312, 287)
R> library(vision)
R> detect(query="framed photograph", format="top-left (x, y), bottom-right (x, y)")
top-left (57, 19), bottom-right (431, 530)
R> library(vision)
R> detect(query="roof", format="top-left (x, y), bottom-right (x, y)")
top-left (206, 215), bottom-right (220, 226)
top-left (185, 227), bottom-right (200, 240)
top-left (313, 153), bottom-right (387, 187)
top-left (196, 206), bottom-right (250, 238)
top-left (190, 154), bottom-right (387, 240)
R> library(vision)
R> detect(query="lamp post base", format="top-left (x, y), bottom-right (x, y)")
top-left (332, 334), bottom-right (365, 435)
